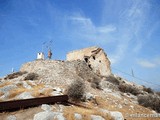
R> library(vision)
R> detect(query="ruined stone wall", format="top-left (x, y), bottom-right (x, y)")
top-left (67, 46), bottom-right (111, 76)
top-left (67, 46), bottom-right (97, 60)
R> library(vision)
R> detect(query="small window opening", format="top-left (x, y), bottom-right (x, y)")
top-left (93, 56), bottom-right (95, 60)
top-left (84, 58), bottom-right (88, 63)
top-left (88, 64), bottom-right (92, 70)
top-left (99, 60), bottom-right (101, 63)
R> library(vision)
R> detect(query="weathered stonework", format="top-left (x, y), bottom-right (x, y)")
top-left (67, 46), bottom-right (111, 76)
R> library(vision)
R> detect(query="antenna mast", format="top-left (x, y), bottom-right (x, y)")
top-left (42, 42), bottom-right (46, 53)
top-left (131, 68), bottom-right (135, 77)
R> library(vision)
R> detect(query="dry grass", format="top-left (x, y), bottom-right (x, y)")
top-left (0, 81), bottom-right (11, 88)
top-left (41, 88), bottom-right (53, 96)
top-left (8, 83), bottom-right (45, 99)
top-left (63, 106), bottom-right (113, 120)
top-left (0, 81), bottom-right (26, 100)
top-left (0, 81), bottom-right (48, 100)
top-left (63, 112), bottom-right (75, 120)
top-left (30, 84), bottom-right (46, 97)
top-left (30, 84), bottom-right (45, 96)
top-left (31, 90), bottom-right (41, 97)
top-left (8, 87), bottom-right (26, 99)
top-left (16, 82), bottom-right (24, 87)
top-left (94, 96), bottom-right (109, 108)
top-left (82, 115), bottom-right (91, 120)
top-left (31, 84), bottom-right (44, 91)
top-left (93, 95), bottom-right (156, 120)
top-left (26, 80), bottom-right (36, 87)
top-left (29, 84), bottom-right (54, 97)
top-left (0, 91), bottom-right (4, 96)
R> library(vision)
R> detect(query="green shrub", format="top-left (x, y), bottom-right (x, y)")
top-left (90, 77), bottom-right (101, 89)
top-left (106, 75), bottom-right (120, 85)
top-left (156, 92), bottom-right (160, 96)
top-left (24, 73), bottom-right (39, 80)
top-left (4, 71), bottom-right (27, 80)
top-left (91, 83), bottom-right (97, 89)
top-left (119, 83), bottom-right (140, 96)
top-left (143, 86), bottom-right (154, 94)
top-left (138, 94), bottom-right (160, 113)
top-left (67, 79), bottom-right (85, 101)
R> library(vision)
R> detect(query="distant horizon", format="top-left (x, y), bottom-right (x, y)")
top-left (0, 0), bottom-right (160, 90)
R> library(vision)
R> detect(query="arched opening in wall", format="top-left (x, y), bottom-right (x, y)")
top-left (99, 60), bottom-right (101, 63)
top-left (92, 56), bottom-right (95, 60)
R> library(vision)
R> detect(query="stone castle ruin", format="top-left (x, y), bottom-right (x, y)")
top-left (67, 46), bottom-right (111, 76)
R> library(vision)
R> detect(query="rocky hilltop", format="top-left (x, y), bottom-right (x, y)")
top-left (20, 60), bottom-right (99, 87)
top-left (0, 47), bottom-right (160, 120)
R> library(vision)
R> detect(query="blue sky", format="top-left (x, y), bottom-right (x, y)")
top-left (0, 0), bottom-right (160, 90)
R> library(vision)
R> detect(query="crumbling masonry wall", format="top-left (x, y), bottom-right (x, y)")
top-left (66, 46), bottom-right (111, 76)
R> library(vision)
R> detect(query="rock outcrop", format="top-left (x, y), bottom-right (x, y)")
top-left (20, 60), bottom-right (100, 86)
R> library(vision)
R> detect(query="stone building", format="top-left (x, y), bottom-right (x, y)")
top-left (66, 46), bottom-right (111, 76)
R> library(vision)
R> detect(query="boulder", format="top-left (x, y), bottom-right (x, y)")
top-left (33, 111), bottom-right (55, 120)
top-left (74, 113), bottom-right (82, 120)
top-left (7, 115), bottom-right (17, 120)
top-left (0, 92), bottom-right (10, 100)
top-left (0, 85), bottom-right (17, 93)
top-left (110, 111), bottom-right (124, 120)
top-left (100, 80), bottom-right (118, 91)
top-left (41, 104), bottom-right (53, 111)
top-left (51, 91), bottom-right (62, 96)
top-left (16, 92), bottom-right (34, 99)
top-left (53, 87), bottom-right (62, 92)
top-left (22, 81), bottom-right (32, 89)
top-left (33, 111), bottom-right (65, 120)
top-left (84, 92), bottom-right (94, 101)
top-left (90, 115), bottom-right (105, 120)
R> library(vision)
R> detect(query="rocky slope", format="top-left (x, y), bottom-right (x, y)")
top-left (0, 60), bottom-right (159, 120)
top-left (20, 60), bottom-right (99, 87)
